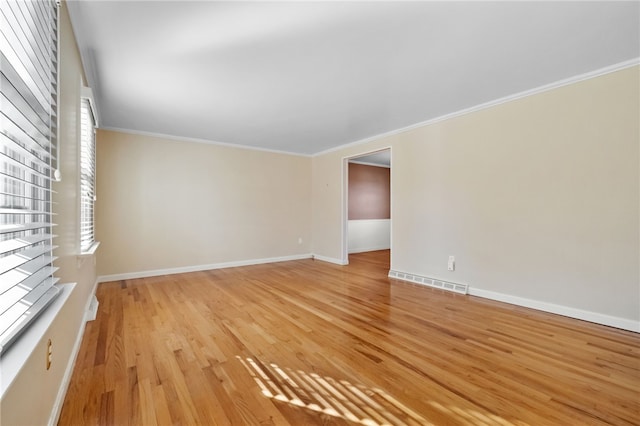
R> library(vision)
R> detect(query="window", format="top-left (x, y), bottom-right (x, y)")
top-left (0, 0), bottom-right (60, 354)
top-left (79, 88), bottom-right (97, 253)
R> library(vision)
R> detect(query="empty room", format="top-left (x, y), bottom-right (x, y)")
top-left (1, 1), bottom-right (639, 425)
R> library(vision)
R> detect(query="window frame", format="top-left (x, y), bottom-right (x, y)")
top-left (79, 86), bottom-right (98, 255)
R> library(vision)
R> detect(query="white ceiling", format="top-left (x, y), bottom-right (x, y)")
top-left (67, 1), bottom-right (639, 156)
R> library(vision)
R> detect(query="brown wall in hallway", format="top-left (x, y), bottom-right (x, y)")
top-left (348, 163), bottom-right (390, 220)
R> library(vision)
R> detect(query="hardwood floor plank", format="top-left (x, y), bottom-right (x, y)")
top-left (138, 378), bottom-right (157, 426)
top-left (58, 250), bottom-right (640, 425)
top-left (150, 382), bottom-right (173, 426)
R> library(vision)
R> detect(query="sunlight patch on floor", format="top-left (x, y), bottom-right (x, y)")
top-left (238, 356), bottom-right (430, 425)
top-left (427, 400), bottom-right (527, 426)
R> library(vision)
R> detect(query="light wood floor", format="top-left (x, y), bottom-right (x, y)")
top-left (59, 250), bottom-right (639, 425)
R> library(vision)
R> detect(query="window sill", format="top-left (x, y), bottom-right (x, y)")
top-left (77, 242), bottom-right (100, 268)
top-left (78, 241), bottom-right (100, 258)
top-left (0, 283), bottom-right (75, 398)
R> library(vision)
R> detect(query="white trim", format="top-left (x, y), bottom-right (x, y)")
top-left (77, 242), bottom-right (101, 270)
top-left (468, 287), bottom-right (640, 333)
top-left (315, 58), bottom-right (640, 157)
top-left (49, 280), bottom-right (99, 426)
top-left (312, 254), bottom-right (348, 266)
top-left (97, 254), bottom-right (313, 283)
top-left (78, 241), bottom-right (100, 257)
top-left (100, 126), bottom-right (312, 158)
top-left (80, 86), bottom-right (98, 127)
top-left (341, 155), bottom-right (348, 265)
top-left (348, 160), bottom-right (390, 169)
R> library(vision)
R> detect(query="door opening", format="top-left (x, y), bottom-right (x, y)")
top-left (342, 148), bottom-right (391, 265)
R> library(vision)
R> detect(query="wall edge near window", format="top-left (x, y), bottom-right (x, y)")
top-left (0, 283), bottom-right (75, 399)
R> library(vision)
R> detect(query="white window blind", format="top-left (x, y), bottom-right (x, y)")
top-left (0, 0), bottom-right (60, 354)
top-left (79, 88), bottom-right (96, 253)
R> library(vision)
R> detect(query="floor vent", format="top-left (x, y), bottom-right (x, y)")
top-left (85, 295), bottom-right (99, 322)
top-left (388, 270), bottom-right (468, 294)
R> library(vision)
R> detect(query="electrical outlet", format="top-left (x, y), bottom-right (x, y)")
top-left (448, 256), bottom-right (455, 271)
top-left (46, 339), bottom-right (52, 370)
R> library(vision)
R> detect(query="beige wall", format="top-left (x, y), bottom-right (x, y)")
top-left (1, 2), bottom-right (98, 425)
top-left (95, 130), bottom-right (312, 277)
top-left (312, 66), bottom-right (639, 324)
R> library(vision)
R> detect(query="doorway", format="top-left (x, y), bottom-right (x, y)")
top-left (342, 148), bottom-right (391, 265)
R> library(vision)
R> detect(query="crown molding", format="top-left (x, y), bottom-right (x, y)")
top-left (314, 58), bottom-right (640, 157)
top-left (99, 59), bottom-right (638, 159)
top-left (99, 127), bottom-right (312, 158)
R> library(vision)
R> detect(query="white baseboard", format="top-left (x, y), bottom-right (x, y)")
top-left (49, 279), bottom-right (99, 426)
top-left (468, 287), bottom-right (640, 333)
top-left (312, 254), bottom-right (348, 265)
top-left (97, 253), bottom-right (313, 283)
top-left (349, 245), bottom-right (391, 254)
